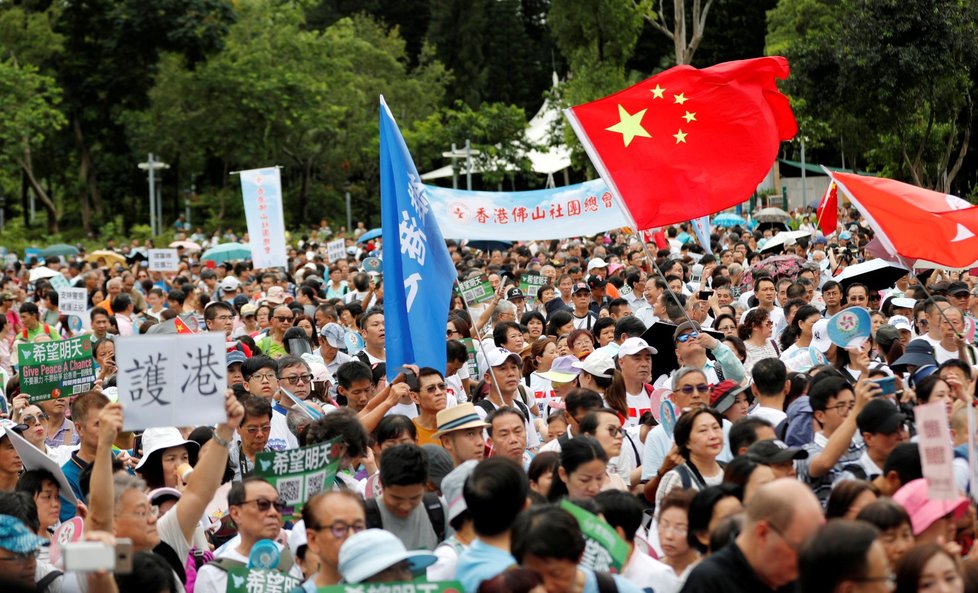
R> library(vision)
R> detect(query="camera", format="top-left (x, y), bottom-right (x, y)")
top-left (62, 539), bottom-right (133, 574)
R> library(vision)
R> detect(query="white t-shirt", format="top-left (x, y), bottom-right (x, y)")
top-left (623, 549), bottom-right (679, 593)
top-left (194, 542), bottom-right (302, 593)
top-left (749, 405), bottom-right (787, 427)
top-left (624, 389), bottom-right (652, 428)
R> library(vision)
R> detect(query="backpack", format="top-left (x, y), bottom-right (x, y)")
top-left (185, 546), bottom-right (215, 593)
top-left (476, 395), bottom-right (532, 425)
top-left (22, 323), bottom-right (52, 340)
top-left (37, 569), bottom-right (62, 593)
top-left (674, 460), bottom-right (727, 490)
top-left (363, 493), bottom-right (447, 543)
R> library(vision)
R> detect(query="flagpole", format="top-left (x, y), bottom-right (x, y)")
top-left (453, 278), bottom-right (508, 405)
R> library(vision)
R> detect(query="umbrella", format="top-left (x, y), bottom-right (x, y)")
top-left (28, 266), bottom-right (58, 282)
top-left (85, 250), bottom-right (125, 266)
top-left (125, 249), bottom-right (148, 264)
top-left (739, 254), bottom-right (806, 290)
top-left (758, 230), bottom-right (811, 254)
top-left (754, 207), bottom-right (790, 223)
top-left (713, 213), bottom-right (748, 227)
top-left (357, 228), bottom-right (382, 243)
top-left (833, 259), bottom-right (910, 292)
top-left (38, 244), bottom-right (79, 258)
top-left (466, 240), bottom-right (512, 253)
top-left (169, 240), bottom-right (201, 252)
top-left (201, 242), bottom-right (252, 264)
top-left (640, 321), bottom-right (725, 380)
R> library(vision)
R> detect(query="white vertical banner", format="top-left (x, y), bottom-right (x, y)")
top-left (240, 167), bottom-right (288, 269)
top-left (57, 288), bottom-right (88, 315)
top-left (116, 333), bottom-right (227, 431)
top-left (915, 401), bottom-right (956, 501)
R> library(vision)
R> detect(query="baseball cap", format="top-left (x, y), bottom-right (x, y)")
top-left (587, 276), bottom-right (607, 290)
top-left (856, 399), bottom-right (907, 435)
top-left (0, 291), bottom-right (15, 301)
top-left (240, 304), bottom-right (258, 318)
top-left (538, 355), bottom-right (582, 383)
top-left (505, 287), bottom-right (526, 301)
top-left (485, 347), bottom-right (521, 368)
top-left (893, 478), bottom-right (969, 536)
top-left (948, 281), bottom-right (970, 296)
top-left (440, 460), bottom-right (478, 523)
top-left (888, 315), bottom-right (913, 333)
top-left (572, 282), bottom-right (591, 294)
top-left (618, 337), bottom-right (658, 357)
top-left (890, 298), bottom-right (916, 310)
top-left (891, 339), bottom-right (937, 370)
top-left (875, 325), bottom-right (900, 353)
top-left (227, 350), bottom-right (247, 366)
top-left (608, 262), bottom-right (624, 275)
top-left (673, 320), bottom-right (702, 341)
top-left (746, 439), bottom-right (809, 464)
top-left (338, 529), bottom-right (437, 584)
top-left (319, 323), bottom-right (346, 349)
top-left (810, 319), bottom-right (832, 353)
top-left (219, 276), bottom-right (240, 292)
top-left (709, 380), bottom-right (750, 414)
top-left (423, 444), bottom-right (454, 491)
top-left (587, 258), bottom-right (609, 272)
top-left (573, 349), bottom-right (616, 379)
top-left (148, 487), bottom-right (182, 507)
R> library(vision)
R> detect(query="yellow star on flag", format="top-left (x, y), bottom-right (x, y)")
top-left (682, 111), bottom-right (696, 123)
top-left (651, 84), bottom-right (666, 99)
top-left (673, 129), bottom-right (688, 144)
top-left (673, 93), bottom-right (688, 105)
top-left (605, 105), bottom-right (651, 147)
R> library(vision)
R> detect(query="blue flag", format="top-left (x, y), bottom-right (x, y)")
top-left (691, 215), bottom-right (712, 255)
top-left (379, 96), bottom-right (457, 380)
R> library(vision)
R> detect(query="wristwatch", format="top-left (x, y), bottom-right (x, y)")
top-left (211, 431), bottom-right (233, 449)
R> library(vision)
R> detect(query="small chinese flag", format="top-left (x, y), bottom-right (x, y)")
top-left (565, 57), bottom-right (797, 230)
top-left (173, 316), bottom-right (196, 334)
top-left (817, 181), bottom-right (838, 236)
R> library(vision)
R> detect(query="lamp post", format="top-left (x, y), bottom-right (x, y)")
top-left (138, 154), bottom-right (169, 236)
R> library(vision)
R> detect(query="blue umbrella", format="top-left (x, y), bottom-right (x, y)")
top-left (201, 242), bottom-right (252, 263)
top-left (713, 213), bottom-right (748, 227)
top-left (357, 228), bottom-right (382, 243)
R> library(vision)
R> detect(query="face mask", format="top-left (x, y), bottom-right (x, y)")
top-left (286, 338), bottom-right (313, 357)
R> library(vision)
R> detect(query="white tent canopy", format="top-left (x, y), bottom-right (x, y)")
top-left (420, 87), bottom-right (572, 183)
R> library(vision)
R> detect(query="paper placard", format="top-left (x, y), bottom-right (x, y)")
top-left (16, 337), bottom-right (96, 403)
top-left (519, 273), bottom-right (549, 302)
top-left (326, 238), bottom-right (346, 263)
top-left (49, 274), bottom-right (69, 291)
top-left (116, 333), bottom-right (227, 431)
top-left (456, 274), bottom-right (494, 305)
top-left (915, 401), bottom-right (956, 500)
top-left (148, 249), bottom-right (179, 272)
top-left (3, 421), bottom-right (79, 505)
top-left (58, 288), bottom-right (88, 315)
top-left (253, 437), bottom-right (340, 516)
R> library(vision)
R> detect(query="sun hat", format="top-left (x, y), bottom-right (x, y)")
top-left (892, 478), bottom-right (969, 536)
top-left (338, 529), bottom-right (437, 583)
top-left (135, 427), bottom-right (200, 471)
top-left (433, 403), bottom-right (489, 439)
top-left (538, 355), bottom-right (582, 383)
top-left (148, 487), bottom-right (182, 507)
top-left (709, 380), bottom-right (750, 414)
top-left (0, 515), bottom-right (45, 554)
top-left (891, 339), bottom-right (938, 370)
top-left (264, 286), bottom-right (289, 305)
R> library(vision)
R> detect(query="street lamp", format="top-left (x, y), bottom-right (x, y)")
top-left (138, 153), bottom-right (169, 236)
top-left (442, 140), bottom-right (481, 190)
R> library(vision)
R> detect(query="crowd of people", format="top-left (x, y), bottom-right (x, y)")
top-left (0, 206), bottom-right (977, 593)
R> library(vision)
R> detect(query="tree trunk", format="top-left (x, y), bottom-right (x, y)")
top-left (20, 170), bottom-right (31, 229)
top-left (19, 142), bottom-right (59, 234)
top-left (73, 117), bottom-right (103, 230)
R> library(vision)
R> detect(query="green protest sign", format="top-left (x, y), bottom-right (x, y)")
top-left (560, 500), bottom-right (629, 573)
top-left (317, 580), bottom-right (465, 593)
top-left (253, 437), bottom-right (341, 516)
top-left (226, 566), bottom-right (301, 593)
top-left (456, 274), bottom-right (494, 305)
top-left (519, 273), bottom-right (548, 302)
top-left (461, 338), bottom-right (478, 377)
top-left (17, 336), bottom-right (96, 403)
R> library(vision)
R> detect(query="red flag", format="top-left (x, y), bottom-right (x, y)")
top-left (816, 181), bottom-right (838, 236)
top-left (173, 316), bottom-right (196, 334)
top-left (831, 172), bottom-right (978, 268)
top-left (566, 57), bottom-right (797, 230)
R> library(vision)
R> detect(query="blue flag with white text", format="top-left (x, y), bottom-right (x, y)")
top-left (691, 215), bottom-right (712, 255)
top-left (379, 96), bottom-right (457, 380)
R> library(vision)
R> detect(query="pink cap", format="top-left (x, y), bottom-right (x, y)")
top-left (892, 478), bottom-right (969, 535)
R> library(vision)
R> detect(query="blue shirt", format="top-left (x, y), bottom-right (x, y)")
top-left (456, 539), bottom-right (516, 593)
top-left (582, 567), bottom-right (644, 593)
top-left (60, 452), bottom-right (88, 522)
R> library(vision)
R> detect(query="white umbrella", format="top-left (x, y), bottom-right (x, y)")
top-left (759, 230), bottom-right (811, 253)
top-left (755, 207), bottom-right (791, 223)
top-left (28, 266), bottom-right (58, 282)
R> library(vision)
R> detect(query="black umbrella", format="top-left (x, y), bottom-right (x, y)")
top-left (834, 259), bottom-right (911, 292)
top-left (126, 249), bottom-right (148, 264)
top-left (466, 240), bottom-right (512, 253)
top-left (639, 321), bottom-right (725, 379)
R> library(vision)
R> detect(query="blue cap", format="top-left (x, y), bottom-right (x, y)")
top-left (839, 231), bottom-right (852, 240)
top-left (0, 515), bottom-right (45, 554)
top-left (339, 529), bottom-right (437, 583)
top-left (227, 350), bottom-right (247, 366)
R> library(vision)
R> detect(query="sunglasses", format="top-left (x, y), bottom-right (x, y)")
top-left (274, 316), bottom-right (295, 323)
top-left (676, 332), bottom-right (699, 344)
top-left (239, 497), bottom-right (288, 513)
top-left (678, 384), bottom-right (711, 395)
top-left (20, 413), bottom-right (47, 427)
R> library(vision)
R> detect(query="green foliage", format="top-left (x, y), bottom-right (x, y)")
top-left (0, 60), bottom-right (66, 165)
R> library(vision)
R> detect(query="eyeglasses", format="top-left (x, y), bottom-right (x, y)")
top-left (243, 424), bottom-right (272, 436)
top-left (20, 413), bottom-right (47, 427)
top-left (250, 372), bottom-right (277, 382)
top-left (679, 384), bottom-right (711, 395)
top-left (658, 522), bottom-right (687, 535)
top-left (917, 319), bottom-right (929, 327)
top-left (767, 521), bottom-right (803, 552)
top-left (120, 505), bottom-right (159, 520)
top-left (447, 329), bottom-right (461, 336)
top-left (828, 401), bottom-right (856, 414)
top-left (676, 331), bottom-right (699, 344)
top-left (275, 316), bottom-right (295, 323)
top-left (238, 498), bottom-right (288, 514)
top-left (605, 425), bottom-right (623, 437)
top-left (0, 549), bottom-right (39, 563)
top-left (279, 373), bottom-right (313, 385)
top-left (313, 520), bottom-right (367, 539)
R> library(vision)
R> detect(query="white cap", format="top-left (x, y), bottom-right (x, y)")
top-left (617, 337), bottom-right (658, 358)
top-left (811, 319), bottom-right (832, 353)
top-left (889, 315), bottom-right (913, 333)
top-left (587, 257), bottom-right (609, 272)
top-left (891, 298), bottom-right (916, 310)
top-left (573, 349), bottom-right (617, 379)
top-left (219, 276), bottom-right (240, 292)
top-left (289, 519), bottom-right (308, 559)
top-left (485, 347), bottom-right (521, 368)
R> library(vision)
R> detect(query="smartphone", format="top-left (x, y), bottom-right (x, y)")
top-left (63, 538), bottom-right (133, 574)
top-left (870, 376), bottom-right (897, 396)
top-left (698, 290), bottom-right (714, 299)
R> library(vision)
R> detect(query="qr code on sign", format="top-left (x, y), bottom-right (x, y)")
top-left (276, 477), bottom-right (302, 505)
top-left (305, 470), bottom-right (327, 498)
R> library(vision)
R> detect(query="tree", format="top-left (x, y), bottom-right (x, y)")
top-left (635, 0), bottom-right (715, 65)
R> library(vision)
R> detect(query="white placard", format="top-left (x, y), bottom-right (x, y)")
top-left (148, 249), bottom-right (179, 272)
top-left (58, 288), bottom-right (88, 315)
top-left (915, 401), bottom-right (956, 501)
top-left (116, 333), bottom-right (227, 431)
top-left (2, 421), bottom-right (79, 505)
top-left (326, 238), bottom-right (346, 263)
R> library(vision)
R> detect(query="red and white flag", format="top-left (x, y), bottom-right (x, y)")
top-left (565, 57), bottom-right (797, 230)
top-left (830, 172), bottom-right (978, 269)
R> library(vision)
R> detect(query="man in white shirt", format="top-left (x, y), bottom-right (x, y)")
top-left (748, 358), bottom-right (789, 426)
top-left (740, 277), bottom-right (786, 338)
top-left (853, 399), bottom-right (908, 480)
top-left (473, 348), bottom-right (540, 451)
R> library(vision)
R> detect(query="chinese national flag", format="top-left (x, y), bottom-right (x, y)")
top-left (566, 57), bottom-right (797, 230)
top-left (816, 181), bottom-right (838, 236)
top-left (173, 316), bottom-right (196, 334)
top-left (831, 172), bottom-right (978, 268)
